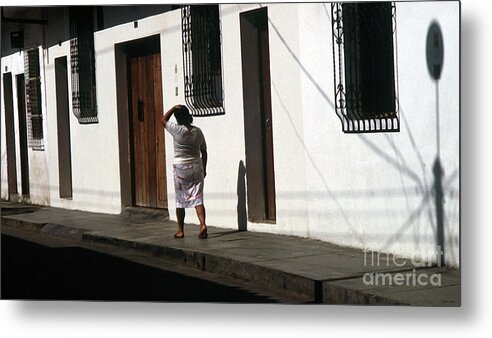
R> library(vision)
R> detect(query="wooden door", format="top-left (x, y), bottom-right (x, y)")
top-left (55, 56), bottom-right (73, 198)
top-left (258, 24), bottom-right (276, 221)
top-left (16, 74), bottom-right (30, 196)
top-left (240, 8), bottom-right (276, 222)
top-left (3, 73), bottom-right (18, 198)
top-left (129, 53), bottom-right (167, 208)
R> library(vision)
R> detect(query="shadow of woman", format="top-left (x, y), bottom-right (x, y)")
top-left (237, 160), bottom-right (247, 231)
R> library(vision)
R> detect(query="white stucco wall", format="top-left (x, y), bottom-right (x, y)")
top-left (43, 10), bottom-right (183, 214)
top-left (1, 48), bottom-right (51, 206)
top-left (44, 41), bottom-right (70, 210)
top-left (175, 3), bottom-right (310, 235)
top-left (0, 57), bottom-right (15, 200)
top-left (0, 58), bottom-right (14, 200)
top-left (296, 2), bottom-right (460, 266)
top-left (44, 39), bottom-right (122, 213)
top-left (1, 2), bottom-right (459, 266)
top-left (162, 4), bottom-right (250, 229)
top-left (196, 2), bottom-right (459, 267)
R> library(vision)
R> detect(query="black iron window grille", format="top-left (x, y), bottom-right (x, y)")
top-left (332, 2), bottom-right (399, 133)
top-left (70, 6), bottom-right (98, 124)
top-left (24, 47), bottom-right (44, 150)
top-left (181, 5), bottom-right (225, 116)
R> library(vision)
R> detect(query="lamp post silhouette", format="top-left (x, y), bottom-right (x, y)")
top-left (426, 21), bottom-right (445, 267)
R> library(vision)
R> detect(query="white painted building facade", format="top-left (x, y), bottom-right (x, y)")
top-left (1, 2), bottom-right (460, 266)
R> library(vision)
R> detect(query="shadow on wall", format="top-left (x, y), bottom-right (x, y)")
top-left (426, 20), bottom-right (445, 265)
top-left (265, 10), bottom-right (458, 265)
top-left (237, 160), bottom-right (247, 231)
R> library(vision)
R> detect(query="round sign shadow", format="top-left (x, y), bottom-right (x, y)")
top-left (426, 21), bottom-right (444, 80)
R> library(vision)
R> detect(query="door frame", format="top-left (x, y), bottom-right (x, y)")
top-left (16, 73), bottom-right (30, 197)
top-left (3, 72), bottom-right (18, 199)
top-left (114, 34), bottom-right (167, 209)
top-left (55, 56), bottom-right (73, 199)
top-left (240, 7), bottom-right (277, 223)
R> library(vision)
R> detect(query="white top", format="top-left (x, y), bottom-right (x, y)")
top-left (165, 121), bottom-right (207, 164)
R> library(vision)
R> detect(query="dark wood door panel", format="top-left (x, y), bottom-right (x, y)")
top-left (259, 27), bottom-right (276, 221)
top-left (152, 54), bottom-right (168, 208)
top-left (16, 74), bottom-right (30, 196)
top-left (55, 57), bottom-right (73, 199)
top-left (130, 53), bottom-right (167, 208)
top-left (3, 73), bottom-right (18, 197)
top-left (240, 8), bottom-right (276, 222)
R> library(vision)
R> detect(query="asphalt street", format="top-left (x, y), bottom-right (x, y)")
top-left (1, 233), bottom-right (277, 303)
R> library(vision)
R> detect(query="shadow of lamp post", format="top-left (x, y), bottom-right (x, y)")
top-left (426, 21), bottom-right (445, 266)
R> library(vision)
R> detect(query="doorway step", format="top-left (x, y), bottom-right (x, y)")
top-left (120, 207), bottom-right (169, 223)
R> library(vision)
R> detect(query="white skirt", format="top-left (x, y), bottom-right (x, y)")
top-left (173, 163), bottom-right (204, 208)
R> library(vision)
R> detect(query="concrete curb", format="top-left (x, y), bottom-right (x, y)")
top-left (0, 213), bottom-right (408, 304)
top-left (322, 280), bottom-right (407, 305)
top-left (2, 207), bottom-right (458, 305)
top-left (1, 215), bottom-right (86, 242)
top-left (1, 215), bottom-right (46, 232)
top-left (82, 232), bottom-right (318, 302)
top-left (0, 212), bottom-right (318, 302)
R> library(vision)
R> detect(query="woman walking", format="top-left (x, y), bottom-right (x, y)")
top-left (161, 104), bottom-right (208, 239)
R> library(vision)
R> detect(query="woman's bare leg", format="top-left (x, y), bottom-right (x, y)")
top-left (195, 204), bottom-right (207, 238)
top-left (175, 208), bottom-right (185, 237)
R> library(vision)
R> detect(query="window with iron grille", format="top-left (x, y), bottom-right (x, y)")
top-left (332, 2), bottom-right (399, 133)
top-left (181, 5), bottom-right (225, 116)
top-left (24, 47), bottom-right (44, 150)
top-left (70, 6), bottom-right (98, 124)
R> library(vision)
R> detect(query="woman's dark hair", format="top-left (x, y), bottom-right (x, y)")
top-left (175, 106), bottom-right (193, 125)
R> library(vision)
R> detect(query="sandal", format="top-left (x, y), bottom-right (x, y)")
top-left (198, 227), bottom-right (208, 239)
top-left (174, 233), bottom-right (184, 239)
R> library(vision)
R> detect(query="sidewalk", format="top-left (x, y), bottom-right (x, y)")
top-left (0, 202), bottom-right (460, 305)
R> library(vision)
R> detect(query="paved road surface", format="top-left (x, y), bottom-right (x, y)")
top-left (1, 233), bottom-right (277, 303)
